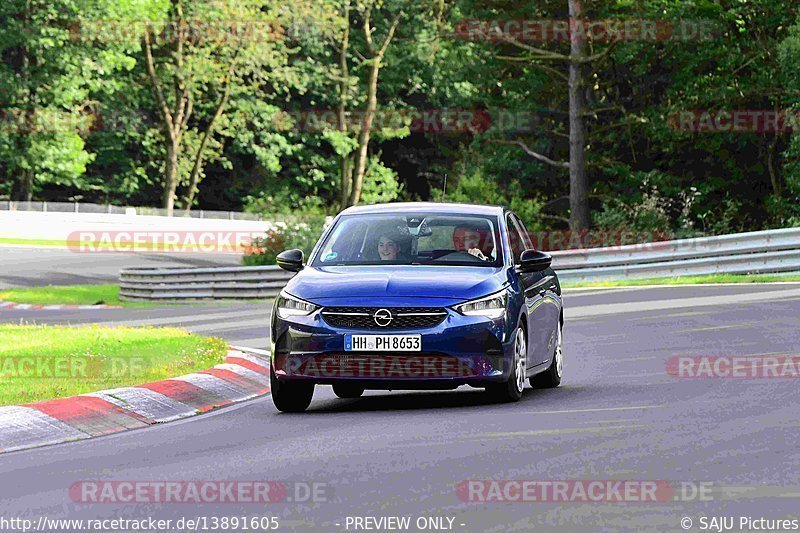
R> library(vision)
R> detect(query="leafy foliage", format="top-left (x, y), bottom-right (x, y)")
top-left (241, 215), bottom-right (329, 265)
top-left (1, 0), bottom-right (800, 236)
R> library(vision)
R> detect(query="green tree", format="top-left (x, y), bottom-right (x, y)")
top-left (0, 0), bottom-right (101, 200)
top-left (778, 13), bottom-right (800, 225)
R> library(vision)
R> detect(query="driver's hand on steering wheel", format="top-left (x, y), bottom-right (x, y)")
top-left (468, 248), bottom-right (487, 260)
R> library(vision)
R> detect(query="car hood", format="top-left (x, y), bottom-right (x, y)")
top-left (284, 265), bottom-right (507, 302)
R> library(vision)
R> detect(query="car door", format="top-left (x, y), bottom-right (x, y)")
top-left (519, 218), bottom-right (561, 356)
top-left (508, 213), bottom-right (560, 372)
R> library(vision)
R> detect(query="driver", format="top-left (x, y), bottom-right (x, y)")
top-left (453, 226), bottom-right (492, 261)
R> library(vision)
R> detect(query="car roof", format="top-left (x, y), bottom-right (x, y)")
top-left (339, 202), bottom-right (506, 217)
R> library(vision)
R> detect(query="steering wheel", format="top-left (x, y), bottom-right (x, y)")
top-left (433, 250), bottom-right (487, 262)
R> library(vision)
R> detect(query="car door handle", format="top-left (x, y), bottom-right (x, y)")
top-left (539, 285), bottom-right (556, 296)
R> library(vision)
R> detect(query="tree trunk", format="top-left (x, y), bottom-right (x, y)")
top-left (348, 59), bottom-right (380, 206)
top-left (17, 0), bottom-right (33, 202)
top-left (340, 154), bottom-right (353, 209)
top-left (143, 0), bottom-right (191, 217)
top-left (21, 169), bottom-right (34, 202)
top-left (337, 1), bottom-right (353, 209)
top-left (347, 9), bottom-right (401, 206)
top-left (183, 57), bottom-right (237, 211)
top-left (163, 139), bottom-right (179, 215)
top-left (568, 0), bottom-right (590, 231)
top-left (767, 136), bottom-right (781, 197)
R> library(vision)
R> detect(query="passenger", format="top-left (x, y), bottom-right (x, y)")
top-left (377, 233), bottom-right (401, 261)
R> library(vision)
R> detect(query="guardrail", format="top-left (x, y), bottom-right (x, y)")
top-left (119, 227), bottom-right (800, 301)
top-left (551, 227), bottom-right (800, 283)
top-left (120, 266), bottom-right (293, 301)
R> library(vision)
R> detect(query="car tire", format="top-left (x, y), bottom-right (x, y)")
top-left (332, 383), bottom-right (365, 399)
top-left (530, 321), bottom-right (563, 389)
top-left (485, 322), bottom-right (526, 403)
top-left (270, 363), bottom-right (314, 412)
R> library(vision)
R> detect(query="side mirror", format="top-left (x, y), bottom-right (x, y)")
top-left (518, 249), bottom-right (552, 273)
top-left (276, 249), bottom-right (304, 272)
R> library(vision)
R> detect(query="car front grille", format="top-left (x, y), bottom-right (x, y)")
top-left (320, 307), bottom-right (448, 330)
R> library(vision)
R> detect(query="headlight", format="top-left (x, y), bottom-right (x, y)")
top-left (454, 289), bottom-right (508, 319)
top-left (276, 290), bottom-right (318, 318)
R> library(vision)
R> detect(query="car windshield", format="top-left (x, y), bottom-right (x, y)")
top-left (312, 213), bottom-right (503, 267)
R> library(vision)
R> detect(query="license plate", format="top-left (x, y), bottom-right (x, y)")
top-left (344, 334), bottom-right (422, 352)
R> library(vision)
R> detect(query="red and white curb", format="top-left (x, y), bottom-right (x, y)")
top-left (0, 347), bottom-right (269, 454)
top-left (0, 300), bottom-right (122, 310)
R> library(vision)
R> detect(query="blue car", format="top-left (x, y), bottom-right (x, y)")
top-left (270, 202), bottom-right (563, 412)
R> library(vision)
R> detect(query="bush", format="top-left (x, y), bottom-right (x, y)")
top-left (244, 188), bottom-right (329, 217)
top-left (508, 183), bottom-right (545, 231)
top-left (448, 172), bottom-right (505, 205)
top-left (242, 228), bottom-right (286, 266)
top-left (698, 195), bottom-right (744, 235)
top-left (361, 156), bottom-right (402, 204)
top-left (592, 171), bottom-right (707, 238)
top-left (284, 215), bottom-right (329, 257)
top-left (448, 172), bottom-right (545, 230)
top-left (241, 215), bottom-right (329, 266)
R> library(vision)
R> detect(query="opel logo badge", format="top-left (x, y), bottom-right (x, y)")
top-left (373, 308), bottom-right (393, 327)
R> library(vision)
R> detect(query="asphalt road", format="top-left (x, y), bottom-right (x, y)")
top-left (1, 284), bottom-right (799, 532)
top-left (2, 283), bottom-right (799, 350)
top-left (0, 245), bottom-right (240, 288)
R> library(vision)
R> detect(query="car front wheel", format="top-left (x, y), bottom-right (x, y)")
top-left (485, 323), bottom-right (526, 403)
top-left (271, 363), bottom-right (314, 412)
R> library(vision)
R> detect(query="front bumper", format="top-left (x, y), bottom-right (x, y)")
top-left (271, 306), bottom-right (514, 387)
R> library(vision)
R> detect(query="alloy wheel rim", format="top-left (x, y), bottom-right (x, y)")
top-left (554, 324), bottom-right (563, 378)
top-left (514, 327), bottom-right (526, 393)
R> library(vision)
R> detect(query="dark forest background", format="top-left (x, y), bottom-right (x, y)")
top-left (2, 0), bottom-right (800, 237)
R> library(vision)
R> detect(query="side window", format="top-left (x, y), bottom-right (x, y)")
top-left (506, 215), bottom-right (526, 264)
top-left (511, 214), bottom-right (534, 250)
